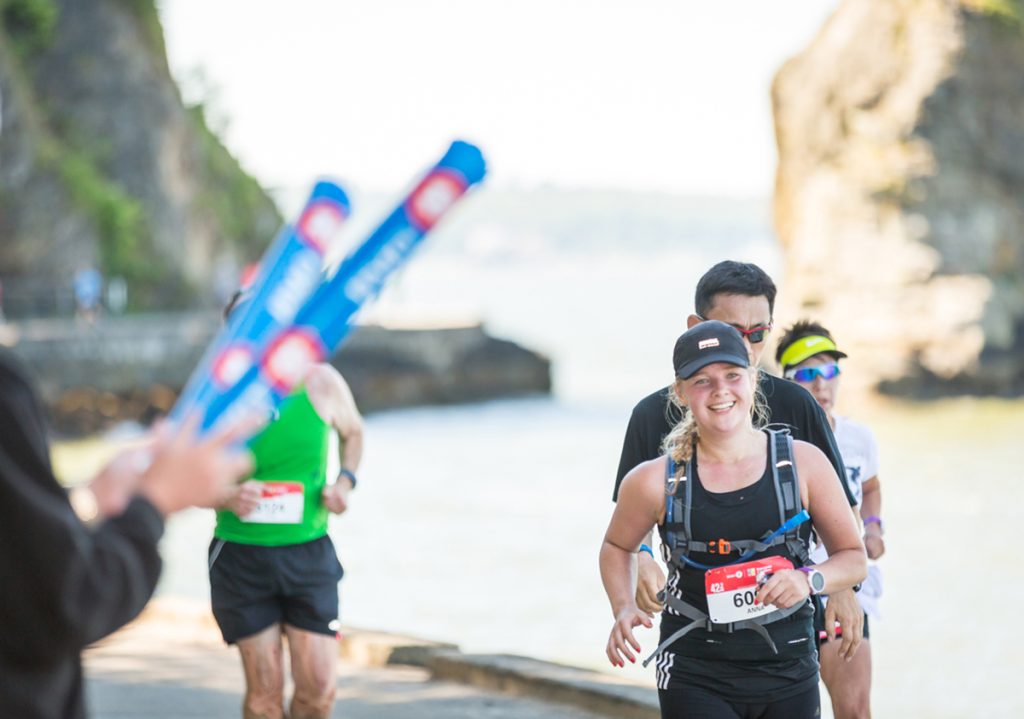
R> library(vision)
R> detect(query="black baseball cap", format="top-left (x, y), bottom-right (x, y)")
top-left (673, 320), bottom-right (751, 379)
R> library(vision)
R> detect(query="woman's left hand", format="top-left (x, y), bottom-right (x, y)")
top-left (755, 569), bottom-right (810, 609)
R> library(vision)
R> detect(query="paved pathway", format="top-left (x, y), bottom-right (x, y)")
top-left (84, 610), bottom-right (610, 719)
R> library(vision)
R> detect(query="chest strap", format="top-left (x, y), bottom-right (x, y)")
top-left (641, 592), bottom-right (805, 667)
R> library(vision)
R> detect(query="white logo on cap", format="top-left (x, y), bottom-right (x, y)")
top-left (698, 338), bottom-right (720, 350)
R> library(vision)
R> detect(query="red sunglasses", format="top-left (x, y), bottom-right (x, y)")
top-left (696, 316), bottom-right (773, 344)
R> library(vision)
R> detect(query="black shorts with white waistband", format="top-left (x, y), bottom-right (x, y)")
top-left (208, 534), bottom-right (344, 644)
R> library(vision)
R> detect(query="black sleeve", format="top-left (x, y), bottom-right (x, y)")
top-left (0, 351), bottom-right (165, 666)
top-left (613, 387), bottom-right (678, 501)
top-left (764, 374), bottom-right (855, 507)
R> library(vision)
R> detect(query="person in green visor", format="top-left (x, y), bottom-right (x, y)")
top-left (776, 320), bottom-right (885, 719)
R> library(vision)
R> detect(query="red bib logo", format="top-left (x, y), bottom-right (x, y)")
top-left (297, 200), bottom-right (347, 253)
top-left (405, 169), bottom-right (467, 231)
top-left (261, 329), bottom-right (326, 395)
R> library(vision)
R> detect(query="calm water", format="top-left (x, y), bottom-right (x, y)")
top-left (54, 219), bottom-right (1024, 717)
top-left (142, 396), bottom-right (1024, 719)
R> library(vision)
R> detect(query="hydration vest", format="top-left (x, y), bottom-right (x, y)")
top-left (642, 429), bottom-right (812, 667)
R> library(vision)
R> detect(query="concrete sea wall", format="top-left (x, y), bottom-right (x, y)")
top-left (2, 313), bottom-right (552, 435)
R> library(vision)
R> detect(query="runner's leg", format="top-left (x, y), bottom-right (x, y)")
top-left (237, 624), bottom-right (286, 719)
top-left (820, 637), bottom-right (872, 719)
top-left (285, 624), bottom-right (338, 719)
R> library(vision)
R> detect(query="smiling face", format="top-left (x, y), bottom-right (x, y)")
top-left (676, 361), bottom-right (757, 437)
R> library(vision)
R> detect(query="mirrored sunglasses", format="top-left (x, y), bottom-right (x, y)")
top-left (785, 363), bottom-right (841, 383)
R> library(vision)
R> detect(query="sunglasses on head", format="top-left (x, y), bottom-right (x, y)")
top-left (785, 363), bottom-right (841, 383)
top-left (695, 316), bottom-right (773, 344)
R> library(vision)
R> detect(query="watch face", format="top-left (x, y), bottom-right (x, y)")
top-left (810, 571), bottom-right (826, 593)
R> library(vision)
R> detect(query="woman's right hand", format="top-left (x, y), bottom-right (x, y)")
top-left (635, 552), bottom-right (666, 613)
top-left (606, 606), bottom-right (653, 667)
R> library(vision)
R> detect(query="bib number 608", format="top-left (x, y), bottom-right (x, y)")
top-left (733, 590), bottom-right (757, 608)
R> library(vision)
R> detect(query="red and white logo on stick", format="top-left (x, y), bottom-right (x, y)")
top-left (211, 344), bottom-right (255, 389)
top-left (297, 200), bottom-right (346, 253)
top-left (406, 169), bottom-right (467, 231)
top-left (261, 328), bottom-right (325, 395)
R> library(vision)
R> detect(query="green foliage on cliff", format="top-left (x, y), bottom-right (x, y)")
top-left (40, 138), bottom-right (190, 309)
top-left (52, 148), bottom-right (151, 284)
top-left (965, 0), bottom-right (1023, 25)
top-left (1, 0), bottom-right (57, 56)
top-left (0, 0), bottom-right (279, 312)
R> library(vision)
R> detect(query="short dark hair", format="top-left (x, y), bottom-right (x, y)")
top-left (774, 319), bottom-right (835, 365)
top-left (694, 261), bottom-right (777, 318)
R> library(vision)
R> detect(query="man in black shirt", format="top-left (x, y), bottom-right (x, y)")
top-left (613, 260), bottom-right (864, 660)
top-left (0, 347), bottom-right (254, 718)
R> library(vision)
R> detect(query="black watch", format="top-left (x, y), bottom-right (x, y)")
top-left (338, 469), bottom-right (357, 489)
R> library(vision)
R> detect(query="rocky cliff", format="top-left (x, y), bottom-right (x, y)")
top-left (0, 0), bottom-right (279, 312)
top-left (772, 0), bottom-right (1024, 397)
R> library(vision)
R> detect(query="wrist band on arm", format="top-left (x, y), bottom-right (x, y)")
top-left (639, 543), bottom-right (654, 557)
top-left (338, 469), bottom-right (357, 489)
top-left (864, 515), bottom-right (883, 532)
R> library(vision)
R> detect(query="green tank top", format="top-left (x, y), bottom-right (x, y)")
top-left (214, 388), bottom-right (331, 546)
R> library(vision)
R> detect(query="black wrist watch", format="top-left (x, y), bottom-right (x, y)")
top-left (338, 469), bottom-right (357, 489)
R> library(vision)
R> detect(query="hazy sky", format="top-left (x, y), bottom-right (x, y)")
top-left (158, 1), bottom-right (838, 198)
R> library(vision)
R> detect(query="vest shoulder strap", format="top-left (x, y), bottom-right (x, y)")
top-left (767, 427), bottom-right (809, 565)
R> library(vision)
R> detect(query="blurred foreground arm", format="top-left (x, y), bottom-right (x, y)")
top-left (0, 350), bottom-right (252, 664)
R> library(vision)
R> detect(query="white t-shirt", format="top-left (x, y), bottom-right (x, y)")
top-left (833, 415), bottom-right (880, 506)
top-left (812, 415), bottom-right (883, 618)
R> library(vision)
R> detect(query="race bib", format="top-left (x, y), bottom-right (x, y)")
top-left (705, 556), bottom-right (794, 624)
top-left (242, 482), bottom-right (304, 524)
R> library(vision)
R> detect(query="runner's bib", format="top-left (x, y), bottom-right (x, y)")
top-left (241, 482), bottom-right (305, 524)
top-left (705, 556), bottom-right (795, 624)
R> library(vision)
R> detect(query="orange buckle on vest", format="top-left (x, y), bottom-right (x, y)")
top-left (710, 539), bottom-right (732, 554)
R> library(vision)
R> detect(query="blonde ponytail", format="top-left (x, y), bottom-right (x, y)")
top-left (661, 381), bottom-right (697, 487)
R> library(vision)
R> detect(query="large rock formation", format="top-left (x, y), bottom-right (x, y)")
top-left (773, 0), bottom-right (1024, 397)
top-left (0, 0), bottom-right (279, 312)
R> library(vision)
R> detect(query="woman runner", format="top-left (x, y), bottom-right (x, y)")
top-left (601, 321), bottom-right (866, 718)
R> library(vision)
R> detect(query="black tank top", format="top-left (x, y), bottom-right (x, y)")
top-left (658, 433), bottom-right (818, 701)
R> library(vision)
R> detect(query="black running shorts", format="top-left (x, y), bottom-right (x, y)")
top-left (209, 535), bottom-right (344, 644)
top-left (658, 683), bottom-right (820, 719)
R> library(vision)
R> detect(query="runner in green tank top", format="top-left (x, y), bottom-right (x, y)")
top-left (209, 348), bottom-right (363, 719)
top-left (214, 387), bottom-right (332, 546)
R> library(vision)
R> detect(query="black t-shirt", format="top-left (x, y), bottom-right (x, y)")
top-left (613, 370), bottom-right (854, 505)
top-left (0, 348), bottom-right (165, 719)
